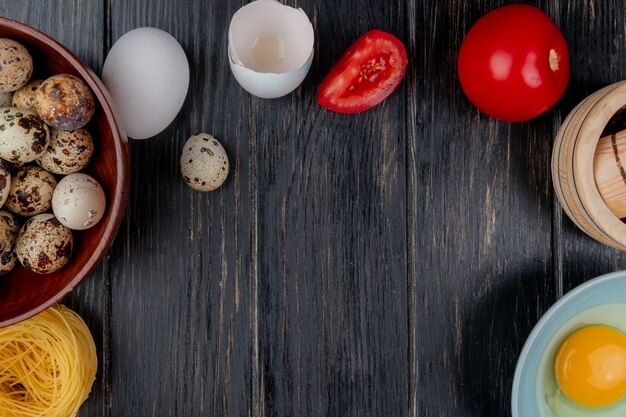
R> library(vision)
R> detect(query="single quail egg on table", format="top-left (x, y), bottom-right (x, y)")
top-left (52, 173), bottom-right (106, 230)
top-left (0, 107), bottom-right (49, 164)
top-left (12, 79), bottom-right (43, 110)
top-left (15, 213), bottom-right (73, 274)
top-left (228, 0), bottom-right (314, 98)
top-left (37, 127), bottom-right (94, 174)
top-left (34, 74), bottom-right (95, 130)
top-left (180, 133), bottom-right (229, 192)
top-left (0, 210), bottom-right (19, 274)
top-left (5, 165), bottom-right (57, 216)
top-left (0, 38), bottom-right (33, 92)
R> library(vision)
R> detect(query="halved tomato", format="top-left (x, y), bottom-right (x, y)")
top-left (318, 30), bottom-right (408, 114)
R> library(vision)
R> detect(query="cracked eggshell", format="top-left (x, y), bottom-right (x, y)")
top-left (5, 165), bottom-right (57, 216)
top-left (16, 213), bottom-right (73, 274)
top-left (52, 173), bottom-right (106, 230)
top-left (0, 211), bottom-right (19, 274)
top-left (37, 127), bottom-right (94, 174)
top-left (102, 27), bottom-right (190, 139)
top-left (0, 107), bottom-right (49, 164)
top-left (180, 133), bottom-right (229, 192)
top-left (0, 39), bottom-right (33, 92)
top-left (228, 0), bottom-right (314, 99)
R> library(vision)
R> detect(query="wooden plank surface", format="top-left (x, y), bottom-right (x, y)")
top-left (107, 1), bottom-right (255, 416)
top-left (409, 2), bottom-right (557, 415)
top-left (253, 1), bottom-right (408, 416)
top-left (2, 1), bottom-right (626, 417)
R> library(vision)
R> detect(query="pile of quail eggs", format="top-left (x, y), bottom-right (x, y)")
top-left (0, 38), bottom-right (106, 275)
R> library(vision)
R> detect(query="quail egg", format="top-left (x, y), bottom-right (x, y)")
top-left (37, 127), bottom-right (94, 174)
top-left (0, 39), bottom-right (33, 92)
top-left (16, 213), bottom-right (73, 274)
top-left (0, 161), bottom-right (11, 208)
top-left (12, 79), bottom-right (43, 110)
top-left (0, 92), bottom-right (12, 107)
top-left (5, 165), bottom-right (57, 216)
top-left (34, 74), bottom-right (95, 130)
top-left (0, 210), bottom-right (19, 274)
top-left (52, 173), bottom-right (106, 230)
top-left (180, 133), bottom-right (229, 192)
top-left (0, 107), bottom-right (49, 164)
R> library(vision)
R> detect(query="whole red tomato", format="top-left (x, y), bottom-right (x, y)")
top-left (457, 4), bottom-right (569, 122)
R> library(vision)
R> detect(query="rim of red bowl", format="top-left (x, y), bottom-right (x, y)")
top-left (0, 17), bottom-right (130, 327)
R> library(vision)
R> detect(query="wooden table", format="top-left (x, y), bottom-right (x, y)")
top-left (2, 0), bottom-right (625, 416)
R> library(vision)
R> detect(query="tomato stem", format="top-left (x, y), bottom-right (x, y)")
top-left (550, 49), bottom-right (559, 71)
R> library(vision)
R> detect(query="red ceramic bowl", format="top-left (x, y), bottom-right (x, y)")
top-left (0, 17), bottom-right (130, 327)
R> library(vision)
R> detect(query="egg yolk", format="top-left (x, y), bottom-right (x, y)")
top-left (555, 325), bottom-right (626, 408)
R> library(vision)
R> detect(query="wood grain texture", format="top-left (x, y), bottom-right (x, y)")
top-left (254, 1), bottom-right (408, 416)
top-left (4, 1), bottom-right (626, 417)
top-left (0, 2), bottom-right (108, 417)
top-left (409, 1), bottom-right (559, 416)
top-left (108, 1), bottom-right (256, 417)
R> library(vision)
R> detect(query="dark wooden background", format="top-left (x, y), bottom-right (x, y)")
top-left (1, 0), bottom-right (625, 416)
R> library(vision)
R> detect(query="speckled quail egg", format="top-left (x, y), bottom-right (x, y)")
top-left (180, 133), bottom-right (229, 192)
top-left (0, 107), bottom-right (49, 164)
top-left (5, 165), bottom-right (57, 216)
top-left (0, 210), bottom-right (19, 274)
top-left (0, 39), bottom-right (33, 92)
top-left (34, 74), bottom-right (95, 130)
top-left (37, 127), bottom-right (94, 174)
top-left (12, 79), bottom-right (43, 110)
top-left (0, 92), bottom-right (12, 107)
top-left (16, 213), bottom-right (73, 274)
top-left (52, 173), bottom-right (106, 230)
top-left (0, 161), bottom-right (11, 208)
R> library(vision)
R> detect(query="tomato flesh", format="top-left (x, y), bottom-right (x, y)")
top-left (457, 4), bottom-right (569, 122)
top-left (318, 30), bottom-right (407, 114)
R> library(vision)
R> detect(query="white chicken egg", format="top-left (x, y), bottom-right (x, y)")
top-left (228, 0), bottom-right (314, 99)
top-left (101, 27), bottom-right (190, 139)
top-left (52, 173), bottom-right (106, 230)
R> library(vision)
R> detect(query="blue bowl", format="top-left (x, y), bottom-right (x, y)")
top-left (512, 271), bottom-right (626, 417)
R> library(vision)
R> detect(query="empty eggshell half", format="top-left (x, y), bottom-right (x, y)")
top-left (228, 0), bottom-right (314, 99)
